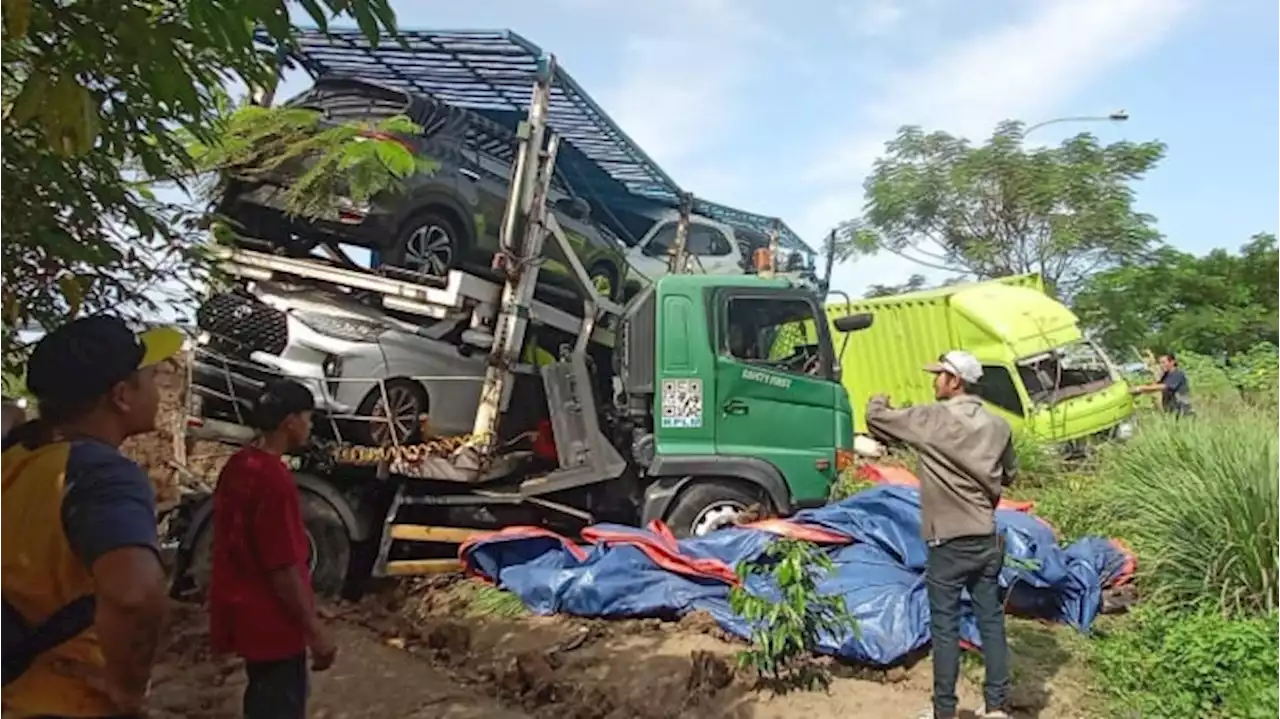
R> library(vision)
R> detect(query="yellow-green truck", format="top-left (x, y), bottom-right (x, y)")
top-left (828, 275), bottom-right (1135, 446)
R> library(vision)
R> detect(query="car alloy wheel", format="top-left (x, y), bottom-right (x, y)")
top-left (370, 383), bottom-right (422, 445)
top-left (403, 223), bottom-right (455, 277)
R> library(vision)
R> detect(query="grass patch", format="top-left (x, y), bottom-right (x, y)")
top-left (1091, 607), bottom-right (1279, 718)
top-left (1095, 404), bottom-right (1278, 617)
top-left (444, 580), bottom-right (530, 619)
top-left (961, 619), bottom-right (1103, 715)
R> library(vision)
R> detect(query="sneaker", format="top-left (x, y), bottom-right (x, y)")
top-left (980, 708), bottom-right (1012, 718)
top-left (915, 710), bottom-right (956, 719)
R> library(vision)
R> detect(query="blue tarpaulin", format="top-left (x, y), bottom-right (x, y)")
top-left (460, 479), bottom-right (1134, 666)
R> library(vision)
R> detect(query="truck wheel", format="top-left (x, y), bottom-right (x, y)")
top-left (186, 491), bottom-right (352, 599)
top-left (664, 480), bottom-right (764, 539)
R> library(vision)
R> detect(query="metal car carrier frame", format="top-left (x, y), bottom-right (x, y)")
top-left (199, 52), bottom-right (637, 578)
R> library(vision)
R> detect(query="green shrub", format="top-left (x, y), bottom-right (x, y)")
top-left (1092, 606), bottom-right (1279, 718)
top-left (729, 539), bottom-right (856, 693)
top-left (1097, 404), bottom-right (1278, 617)
top-left (1018, 471), bottom-right (1118, 541)
top-left (1009, 427), bottom-right (1067, 488)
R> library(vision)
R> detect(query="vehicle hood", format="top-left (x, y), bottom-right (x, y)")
top-left (1028, 379), bottom-right (1134, 442)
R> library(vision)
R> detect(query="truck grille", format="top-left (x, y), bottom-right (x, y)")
top-left (196, 292), bottom-right (288, 357)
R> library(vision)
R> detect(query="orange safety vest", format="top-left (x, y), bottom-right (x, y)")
top-left (2, 440), bottom-right (121, 718)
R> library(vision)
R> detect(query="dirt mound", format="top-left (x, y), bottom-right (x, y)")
top-left (347, 579), bottom-right (752, 719)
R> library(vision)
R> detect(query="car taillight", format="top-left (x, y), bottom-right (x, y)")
top-left (359, 130), bottom-right (415, 155)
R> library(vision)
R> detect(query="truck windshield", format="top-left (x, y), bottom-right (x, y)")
top-left (727, 297), bottom-right (827, 378)
top-left (1017, 340), bottom-right (1114, 403)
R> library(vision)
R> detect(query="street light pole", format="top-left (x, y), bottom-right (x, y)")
top-left (1024, 110), bottom-right (1129, 136)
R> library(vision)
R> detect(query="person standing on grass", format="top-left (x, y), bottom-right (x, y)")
top-left (208, 379), bottom-right (337, 719)
top-left (1130, 352), bottom-right (1193, 417)
top-left (2, 316), bottom-right (182, 719)
top-left (864, 350), bottom-right (1017, 719)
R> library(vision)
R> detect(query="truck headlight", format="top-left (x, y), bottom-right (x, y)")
top-left (1115, 420), bottom-right (1135, 441)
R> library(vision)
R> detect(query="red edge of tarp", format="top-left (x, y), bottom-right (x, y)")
top-left (1108, 537), bottom-right (1138, 586)
top-left (743, 518), bottom-right (853, 545)
top-left (583, 521), bottom-right (741, 586)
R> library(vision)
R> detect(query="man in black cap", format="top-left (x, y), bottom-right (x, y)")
top-left (2, 315), bottom-right (183, 718)
top-left (209, 379), bottom-right (335, 719)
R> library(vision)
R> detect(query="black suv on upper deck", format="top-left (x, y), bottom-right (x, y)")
top-left (217, 77), bottom-right (631, 301)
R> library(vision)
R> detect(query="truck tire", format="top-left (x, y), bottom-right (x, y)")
top-left (186, 490), bottom-right (352, 599)
top-left (664, 480), bottom-right (766, 539)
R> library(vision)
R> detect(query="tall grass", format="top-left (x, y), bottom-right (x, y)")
top-left (1096, 404), bottom-right (1279, 617)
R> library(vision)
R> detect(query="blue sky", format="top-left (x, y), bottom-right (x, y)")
top-left (273, 0), bottom-right (1278, 297)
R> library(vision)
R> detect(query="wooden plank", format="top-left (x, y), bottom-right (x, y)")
top-left (388, 525), bottom-right (487, 543)
top-left (383, 559), bottom-right (461, 576)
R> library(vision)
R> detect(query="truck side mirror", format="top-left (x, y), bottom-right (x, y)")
top-left (833, 312), bottom-right (874, 333)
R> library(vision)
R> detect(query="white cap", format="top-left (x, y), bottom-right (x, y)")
top-left (925, 350), bottom-right (984, 383)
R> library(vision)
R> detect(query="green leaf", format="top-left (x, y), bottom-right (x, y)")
top-left (352, 2), bottom-right (380, 46)
top-left (297, 0), bottom-right (330, 32)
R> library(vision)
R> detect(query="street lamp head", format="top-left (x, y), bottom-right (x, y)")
top-left (1108, 110), bottom-right (1130, 122)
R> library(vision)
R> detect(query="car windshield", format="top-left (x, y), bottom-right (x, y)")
top-left (1017, 340), bottom-right (1114, 403)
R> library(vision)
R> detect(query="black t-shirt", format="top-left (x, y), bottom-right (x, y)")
top-left (1159, 368), bottom-right (1191, 413)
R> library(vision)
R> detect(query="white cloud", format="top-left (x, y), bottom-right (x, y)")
top-left (806, 0), bottom-right (1196, 295)
top-left (596, 1), bottom-right (774, 170)
top-left (837, 0), bottom-right (906, 38)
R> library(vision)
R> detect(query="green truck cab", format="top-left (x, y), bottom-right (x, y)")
top-left (622, 274), bottom-right (863, 535)
top-left (827, 275), bottom-right (1134, 447)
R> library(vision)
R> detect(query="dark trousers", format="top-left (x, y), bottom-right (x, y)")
top-left (244, 652), bottom-right (309, 719)
top-left (925, 534), bottom-right (1010, 717)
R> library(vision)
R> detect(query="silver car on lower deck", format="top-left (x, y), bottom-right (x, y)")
top-left (194, 281), bottom-right (493, 445)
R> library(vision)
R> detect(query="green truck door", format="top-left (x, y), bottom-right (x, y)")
top-left (712, 290), bottom-right (843, 505)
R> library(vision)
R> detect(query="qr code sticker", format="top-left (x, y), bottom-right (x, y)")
top-left (660, 378), bottom-right (703, 428)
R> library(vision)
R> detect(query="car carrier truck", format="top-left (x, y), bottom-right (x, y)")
top-left (172, 39), bottom-right (871, 597)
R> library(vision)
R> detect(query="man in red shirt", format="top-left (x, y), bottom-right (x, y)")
top-left (209, 379), bottom-right (336, 719)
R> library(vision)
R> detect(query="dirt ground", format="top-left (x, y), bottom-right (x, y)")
top-left (148, 577), bottom-right (1102, 719)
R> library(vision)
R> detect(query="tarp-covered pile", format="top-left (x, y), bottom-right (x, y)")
top-left (459, 465), bottom-right (1135, 665)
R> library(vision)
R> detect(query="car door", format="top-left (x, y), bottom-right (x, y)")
top-left (684, 222), bottom-right (739, 275)
top-left (626, 221), bottom-right (678, 285)
top-left (712, 289), bottom-right (845, 505)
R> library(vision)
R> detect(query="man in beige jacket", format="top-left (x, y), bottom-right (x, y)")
top-left (865, 350), bottom-right (1017, 719)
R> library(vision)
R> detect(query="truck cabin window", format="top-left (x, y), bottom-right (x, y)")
top-left (723, 297), bottom-right (826, 378)
top-left (976, 365), bottom-right (1025, 417)
top-left (1017, 341), bottom-right (1114, 403)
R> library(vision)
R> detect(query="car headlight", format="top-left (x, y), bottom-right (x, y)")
top-left (292, 311), bottom-right (387, 343)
